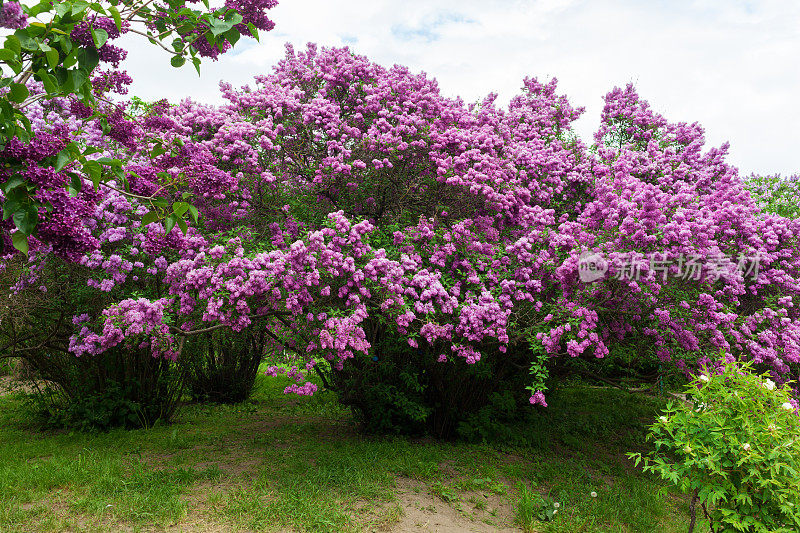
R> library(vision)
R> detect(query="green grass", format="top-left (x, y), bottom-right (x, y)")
top-left (0, 374), bottom-right (706, 532)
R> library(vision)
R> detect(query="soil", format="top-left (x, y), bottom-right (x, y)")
top-left (381, 478), bottom-right (521, 533)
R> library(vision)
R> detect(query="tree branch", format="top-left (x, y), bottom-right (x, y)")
top-left (167, 311), bottom-right (292, 337)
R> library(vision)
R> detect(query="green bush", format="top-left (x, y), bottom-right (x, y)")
top-left (24, 347), bottom-right (183, 431)
top-left (325, 327), bottom-right (531, 438)
top-left (456, 390), bottom-right (521, 442)
top-left (630, 361), bottom-right (800, 532)
top-left (31, 380), bottom-right (145, 431)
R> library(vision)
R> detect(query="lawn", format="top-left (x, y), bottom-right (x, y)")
top-left (0, 373), bottom-right (706, 532)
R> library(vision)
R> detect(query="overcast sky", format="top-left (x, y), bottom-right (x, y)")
top-left (120, 0), bottom-right (799, 176)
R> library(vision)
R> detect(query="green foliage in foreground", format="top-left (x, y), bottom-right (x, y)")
top-left (631, 362), bottom-right (800, 533)
top-left (0, 374), bottom-right (703, 532)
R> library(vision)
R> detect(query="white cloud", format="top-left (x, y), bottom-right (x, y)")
top-left (120, 0), bottom-right (799, 175)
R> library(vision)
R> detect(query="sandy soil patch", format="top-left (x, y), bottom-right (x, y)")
top-left (381, 477), bottom-right (521, 533)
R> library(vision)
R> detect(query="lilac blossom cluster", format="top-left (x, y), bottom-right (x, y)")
top-left (69, 297), bottom-right (177, 359)
top-left (0, 1), bottom-right (27, 29)
top-left (70, 16), bottom-right (130, 67)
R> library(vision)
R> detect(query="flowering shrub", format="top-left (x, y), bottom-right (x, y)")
top-left (629, 360), bottom-right (800, 532)
top-left (0, 0), bottom-right (278, 428)
top-left (138, 46), bottom-right (800, 411)
top-left (2, 42), bottom-right (800, 432)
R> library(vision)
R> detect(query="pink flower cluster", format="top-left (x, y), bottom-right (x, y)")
top-left (69, 298), bottom-right (177, 359)
top-left (0, 1), bottom-right (27, 29)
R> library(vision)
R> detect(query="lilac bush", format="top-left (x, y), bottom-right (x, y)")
top-left (0, 0), bottom-right (279, 427)
top-left (2, 43), bottom-right (798, 432)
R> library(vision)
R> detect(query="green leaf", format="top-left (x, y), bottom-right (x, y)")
top-left (67, 69), bottom-right (88, 92)
top-left (35, 68), bottom-right (59, 94)
top-left (62, 48), bottom-right (78, 68)
top-left (141, 211), bottom-right (160, 226)
top-left (53, 2), bottom-right (70, 17)
top-left (170, 55), bottom-right (186, 68)
top-left (68, 172), bottom-right (83, 195)
top-left (45, 48), bottom-right (59, 69)
top-left (77, 47), bottom-right (100, 71)
top-left (1, 176), bottom-right (23, 194)
top-left (13, 205), bottom-right (38, 235)
top-left (14, 118), bottom-right (32, 140)
top-left (82, 160), bottom-right (102, 187)
top-left (164, 214), bottom-right (176, 235)
top-left (0, 49), bottom-right (16, 62)
top-left (246, 22), bottom-right (259, 41)
top-left (109, 6), bottom-right (122, 31)
top-left (91, 28), bottom-right (109, 49)
top-left (223, 10), bottom-right (243, 25)
top-left (54, 149), bottom-right (71, 171)
top-left (72, 1), bottom-right (90, 16)
top-left (150, 144), bottom-right (167, 157)
top-left (7, 83), bottom-right (28, 103)
top-left (177, 22), bottom-right (194, 35)
top-left (187, 205), bottom-right (199, 224)
top-left (4, 35), bottom-right (21, 54)
top-left (4, 59), bottom-right (22, 75)
top-left (12, 232), bottom-right (28, 255)
top-left (14, 29), bottom-right (38, 51)
top-left (89, 2), bottom-right (107, 15)
top-left (172, 201), bottom-right (190, 217)
top-left (2, 190), bottom-right (26, 220)
top-left (176, 217), bottom-right (188, 234)
top-left (224, 27), bottom-right (240, 47)
top-left (209, 19), bottom-right (234, 37)
top-left (27, 1), bottom-right (51, 18)
top-left (83, 146), bottom-right (102, 156)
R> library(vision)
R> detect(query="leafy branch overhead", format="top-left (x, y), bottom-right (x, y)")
top-left (0, 0), bottom-right (277, 253)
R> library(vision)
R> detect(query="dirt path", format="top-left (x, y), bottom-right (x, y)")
top-left (0, 375), bottom-right (36, 395)
top-left (386, 478), bottom-right (521, 533)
